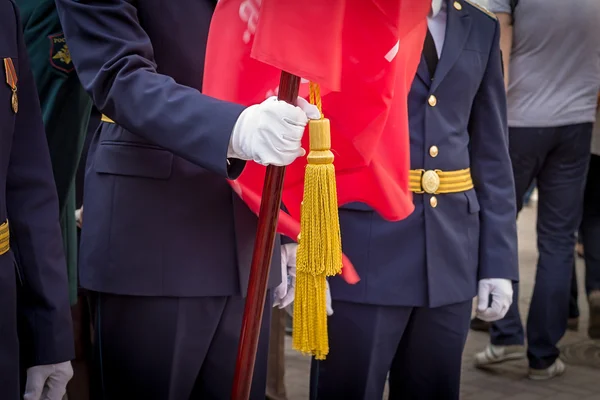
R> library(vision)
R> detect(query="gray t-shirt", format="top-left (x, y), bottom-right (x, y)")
top-left (489, 0), bottom-right (600, 127)
top-left (470, 0), bottom-right (489, 7)
top-left (593, 109), bottom-right (600, 155)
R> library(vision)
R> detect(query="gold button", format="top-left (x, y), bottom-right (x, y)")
top-left (428, 95), bottom-right (437, 107)
top-left (429, 146), bottom-right (439, 158)
top-left (430, 196), bottom-right (438, 208)
top-left (454, 1), bottom-right (462, 10)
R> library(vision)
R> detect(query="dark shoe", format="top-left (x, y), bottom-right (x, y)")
top-left (470, 317), bottom-right (491, 332)
top-left (588, 291), bottom-right (600, 339)
top-left (567, 317), bottom-right (579, 332)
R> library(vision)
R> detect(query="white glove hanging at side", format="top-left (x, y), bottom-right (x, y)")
top-left (24, 362), bottom-right (73, 400)
top-left (228, 96), bottom-right (321, 166)
top-left (274, 243), bottom-right (297, 309)
top-left (476, 278), bottom-right (513, 322)
top-left (274, 243), bottom-right (333, 316)
top-left (75, 206), bottom-right (83, 228)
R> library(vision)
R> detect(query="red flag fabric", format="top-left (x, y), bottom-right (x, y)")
top-left (204, 0), bottom-right (429, 283)
top-left (250, 0), bottom-right (345, 91)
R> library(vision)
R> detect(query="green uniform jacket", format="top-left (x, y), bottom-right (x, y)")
top-left (16, 0), bottom-right (92, 304)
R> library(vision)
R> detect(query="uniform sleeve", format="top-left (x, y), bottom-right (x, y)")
top-left (487, 0), bottom-right (511, 14)
top-left (7, 1), bottom-right (74, 367)
top-left (468, 19), bottom-right (519, 282)
top-left (54, 0), bottom-right (246, 179)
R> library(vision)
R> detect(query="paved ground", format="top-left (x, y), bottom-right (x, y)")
top-left (281, 204), bottom-right (600, 399)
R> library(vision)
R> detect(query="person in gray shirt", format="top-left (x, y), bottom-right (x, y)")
top-left (473, 0), bottom-right (600, 380)
top-left (575, 105), bottom-right (600, 338)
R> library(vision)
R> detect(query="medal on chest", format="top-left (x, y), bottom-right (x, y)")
top-left (3, 58), bottom-right (18, 114)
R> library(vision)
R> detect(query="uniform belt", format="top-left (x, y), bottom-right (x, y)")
top-left (409, 168), bottom-right (473, 194)
top-left (101, 114), bottom-right (115, 124)
top-left (0, 221), bottom-right (9, 256)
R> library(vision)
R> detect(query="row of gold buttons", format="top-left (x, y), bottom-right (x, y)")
top-left (428, 96), bottom-right (439, 160)
top-left (428, 94), bottom-right (439, 208)
top-left (426, 0), bottom-right (465, 207)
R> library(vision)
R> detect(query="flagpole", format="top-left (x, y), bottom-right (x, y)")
top-left (231, 71), bottom-right (301, 400)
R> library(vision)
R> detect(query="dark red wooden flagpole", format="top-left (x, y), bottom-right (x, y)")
top-left (231, 71), bottom-right (301, 400)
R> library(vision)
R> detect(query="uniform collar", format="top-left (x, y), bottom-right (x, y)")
top-left (430, 0), bottom-right (444, 18)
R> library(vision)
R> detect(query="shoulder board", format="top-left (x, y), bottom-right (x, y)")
top-left (463, 0), bottom-right (498, 20)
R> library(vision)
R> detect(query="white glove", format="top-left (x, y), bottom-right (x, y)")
top-left (274, 243), bottom-right (296, 309)
top-left (274, 243), bottom-right (333, 316)
top-left (228, 96), bottom-right (321, 166)
top-left (75, 206), bottom-right (83, 228)
top-left (325, 280), bottom-right (333, 316)
top-left (24, 362), bottom-right (73, 400)
top-left (476, 278), bottom-right (513, 322)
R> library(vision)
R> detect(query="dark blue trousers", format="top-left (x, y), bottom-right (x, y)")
top-left (570, 261), bottom-right (580, 319)
top-left (571, 153), bottom-right (600, 317)
top-left (581, 154), bottom-right (600, 294)
top-left (94, 292), bottom-right (271, 400)
top-left (311, 300), bottom-right (471, 400)
top-left (491, 124), bottom-right (592, 369)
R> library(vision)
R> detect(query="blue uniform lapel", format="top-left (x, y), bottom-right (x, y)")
top-left (415, 53), bottom-right (432, 87)
top-left (430, 0), bottom-right (472, 92)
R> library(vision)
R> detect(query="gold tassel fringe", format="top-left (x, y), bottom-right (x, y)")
top-left (292, 83), bottom-right (343, 360)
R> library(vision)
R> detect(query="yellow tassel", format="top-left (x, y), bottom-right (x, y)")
top-left (292, 83), bottom-right (343, 360)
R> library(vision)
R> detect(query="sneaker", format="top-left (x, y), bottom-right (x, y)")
top-left (474, 344), bottom-right (526, 367)
top-left (530, 188), bottom-right (538, 203)
top-left (588, 291), bottom-right (600, 339)
top-left (528, 359), bottom-right (566, 380)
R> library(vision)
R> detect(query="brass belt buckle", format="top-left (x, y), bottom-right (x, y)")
top-left (421, 170), bottom-right (441, 194)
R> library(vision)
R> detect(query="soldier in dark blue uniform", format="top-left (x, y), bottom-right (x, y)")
top-left (307, 1), bottom-right (518, 399)
top-left (54, 0), bottom-right (320, 399)
top-left (1, 1), bottom-right (75, 399)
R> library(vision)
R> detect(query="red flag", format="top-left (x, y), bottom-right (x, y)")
top-left (204, 0), bottom-right (429, 283)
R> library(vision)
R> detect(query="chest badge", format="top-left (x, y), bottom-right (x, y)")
top-left (49, 33), bottom-right (74, 74)
top-left (3, 58), bottom-right (18, 114)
